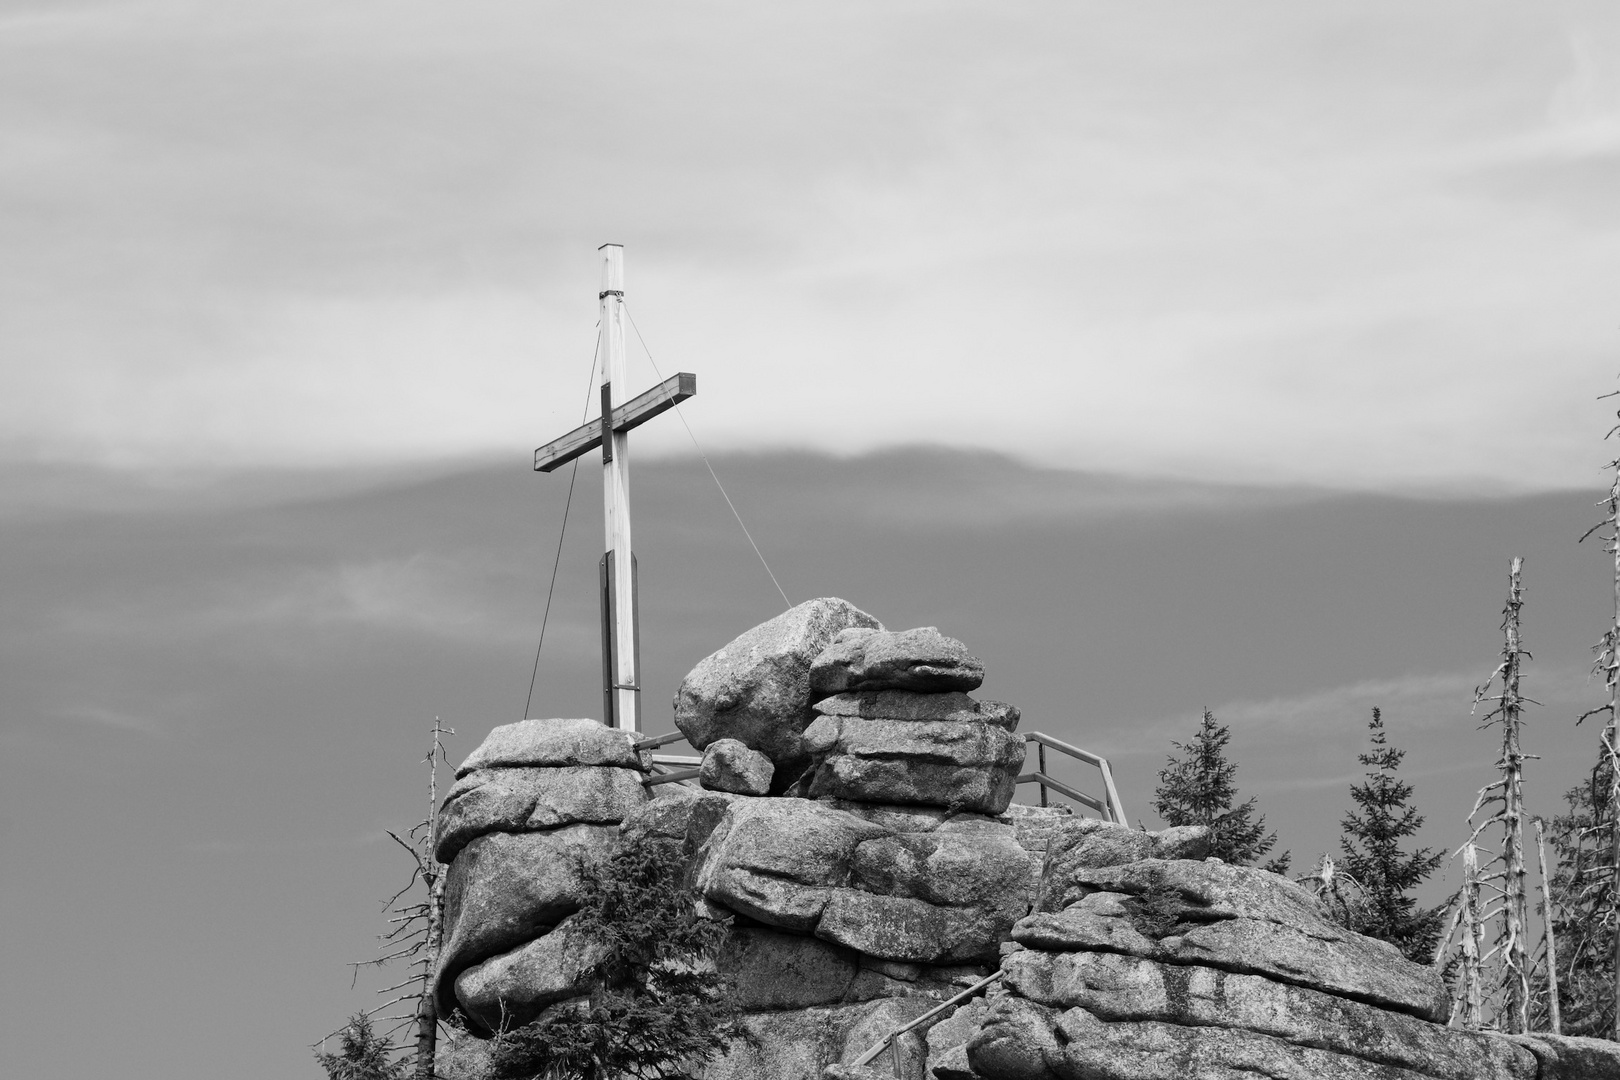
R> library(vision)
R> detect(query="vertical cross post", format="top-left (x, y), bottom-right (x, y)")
top-left (599, 244), bottom-right (639, 731)
top-left (535, 249), bottom-right (695, 731)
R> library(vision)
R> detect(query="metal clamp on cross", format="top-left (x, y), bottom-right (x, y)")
top-left (534, 245), bottom-right (696, 731)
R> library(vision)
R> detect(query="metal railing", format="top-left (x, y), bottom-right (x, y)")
top-left (846, 970), bottom-right (1005, 1076)
top-left (1018, 730), bottom-right (1127, 824)
top-left (632, 730), bottom-right (701, 787)
top-left (629, 728), bottom-right (1127, 824)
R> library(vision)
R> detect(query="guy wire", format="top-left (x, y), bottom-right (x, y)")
top-left (623, 303), bottom-right (792, 611)
top-left (523, 324), bottom-right (602, 720)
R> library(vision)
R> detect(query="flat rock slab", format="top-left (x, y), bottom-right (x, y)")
top-left (704, 996), bottom-right (938, 1080)
top-left (1002, 949), bottom-right (1532, 1080)
top-left (700, 737), bottom-right (775, 795)
top-left (1040, 818), bottom-right (1210, 875)
top-left (814, 690), bottom-right (1018, 730)
top-left (696, 798), bottom-right (889, 931)
top-left (453, 915), bottom-right (607, 1033)
top-left (455, 717), bottom-right (640, 777)
top-left (434, 823), bottom-right (617, 1015)
top-left (1503, 1033), bottom-right (1620, 1080)
top-left (434, 1029), bottom-right (495, 1080)
top-left (620, 785), bottom-right (742, 854)
top-left (803, 715), bottom-right (1024, 815)
top-left (810, 627), bottom-right (984, 695)
top-left (695, 798), bottom-right (1031, 965)
top-left (851, 823), bottom-right (1032, 908)
top-left (818, 890), bottom-right (1008, 965)
top-left (674, 597), bottom-right (882, 780)
top-left (719, 927), bottom-right (864, 1010)
top-left (1037, 855), bottom-right (1323, 924)
top-left (1016, 860), bottom-right (1446, 1021)
top-left (968, 998), bottom-right (1530, 1080)
top-left (926, 998), bottom-right (991, 1079)
top-left (820, 801), bottom-right (1000, 834)
top-left (434, 765), bottom-right (647, 862)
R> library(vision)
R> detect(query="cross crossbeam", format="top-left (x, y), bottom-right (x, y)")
top-left (533, 372), bottom-right (696, 473)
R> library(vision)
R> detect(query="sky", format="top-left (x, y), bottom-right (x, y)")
top-left (3, 3), bottom-right (1620, 1079)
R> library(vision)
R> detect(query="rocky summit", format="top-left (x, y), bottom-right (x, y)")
top-left (432, 600), bottom-right (1620, 1080)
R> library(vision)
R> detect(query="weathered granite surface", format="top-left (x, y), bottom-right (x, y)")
top-left (801, 714), bottom-right (1025, 815)
top-left (454, 716), bottom-right (642, 776)
top-left (814, 690), bottom-right (1019, 728)
top-left (961, 829), bottom-right (1579, 1080)
top-left (1029, 856), bottom-right (1447, 1021)
top-left (810, 627), bottom-right (984, 695)
top-left (434, 822), bottom-right (617, 1022)
top-left (431, 718), bottom-right (649, 1032)
top-left (707, 996), bottom-right (939, 1080)
top-left (701, 737), bottom-right (775, 796)
top-left (434, 765), bottom-right (646, 862)
top-left (674, 598), bottom-right (882, 785)
top-left (452, 914), bottom-right (607, 1031)
top-left (694, 796), bottom-right (1030, 964)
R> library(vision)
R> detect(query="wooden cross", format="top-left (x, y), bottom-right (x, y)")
top-left (534, 245), bottom-right (696, 731)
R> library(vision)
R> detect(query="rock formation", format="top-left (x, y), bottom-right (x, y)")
top-left (432, 600), bottom-right (1620, 1080)
top-left (431, 717), bottom-right (647, 1033)
top-left (674, 597), bottom-right (883, 787)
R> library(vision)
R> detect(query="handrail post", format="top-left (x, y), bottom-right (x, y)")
top-left (1099, 759), bottom-right (1127, 825)
top-left (1018, 730), bottom-right (1127, 825)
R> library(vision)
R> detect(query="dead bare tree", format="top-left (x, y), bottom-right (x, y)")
top-left (1295, 853), bottom-right (1369, 931)
top-left (1443, 842), bottom-right (1486, 1029)
top-left (1581, 386), bottom-right (1620, 1041)
top-left (1533, 816), bottom-right (1563, 1035)
top-left (316, 717), bottom-right (455, 1077)
top-left (1462, 556), bottom-right (1536, 1033)
top-left (404, 716), bottom-right (454, 1079)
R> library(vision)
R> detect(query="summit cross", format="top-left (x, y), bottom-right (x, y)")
top-left (533, 244), bottom-right (696, 732)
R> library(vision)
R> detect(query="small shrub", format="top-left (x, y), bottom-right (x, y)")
top-left (490, 836), bottom-right (738, 1080)
top-left (1126, 873), bottom-right (1185, 940)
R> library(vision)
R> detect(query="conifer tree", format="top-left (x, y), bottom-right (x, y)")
top-left (1545, 748), bottom-right (1620, 1038)
top-left (315, 1014), bottom-right (407, 1080)
top-left (1577, 378), bottom-right (1620, 1040)
top-left (490, 834), bottom-right (738, 1080)
top-left (1337, 707), bottom-right (1445, 963)
top-left (1155, 709), bottom-right (1290, 873)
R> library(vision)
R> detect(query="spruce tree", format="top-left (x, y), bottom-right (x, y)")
top-left (490, 834), bottom-right (738, 1080)
top-left (315, 1014), bottom-right (407, 1080)
top-left (1155, 709), bottom-right (1289, 873)
top-left (1338, 707), bottom-right (1445, 963)
top-left (1545, 746), bottom-right (1620, 1038)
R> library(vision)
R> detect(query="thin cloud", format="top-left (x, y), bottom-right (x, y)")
top-left (1, 4), bottom-right (1617, 491)
top-left (44, 554), bottom-right (543, 646)
top-left (55, 703), bottom-right (165, 736)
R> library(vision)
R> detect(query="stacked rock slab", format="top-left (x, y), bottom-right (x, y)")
top-left (964, 817), bottom-right (1620, 1080)
top-left (431, 717), bottom-right (647, 1034)
top-left (657, 601), bottom-right (1042, 1078)
top-left (675, 597), bottom-right (883, 790)
top-left (621, 782), bottom-right (1008, 1079)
